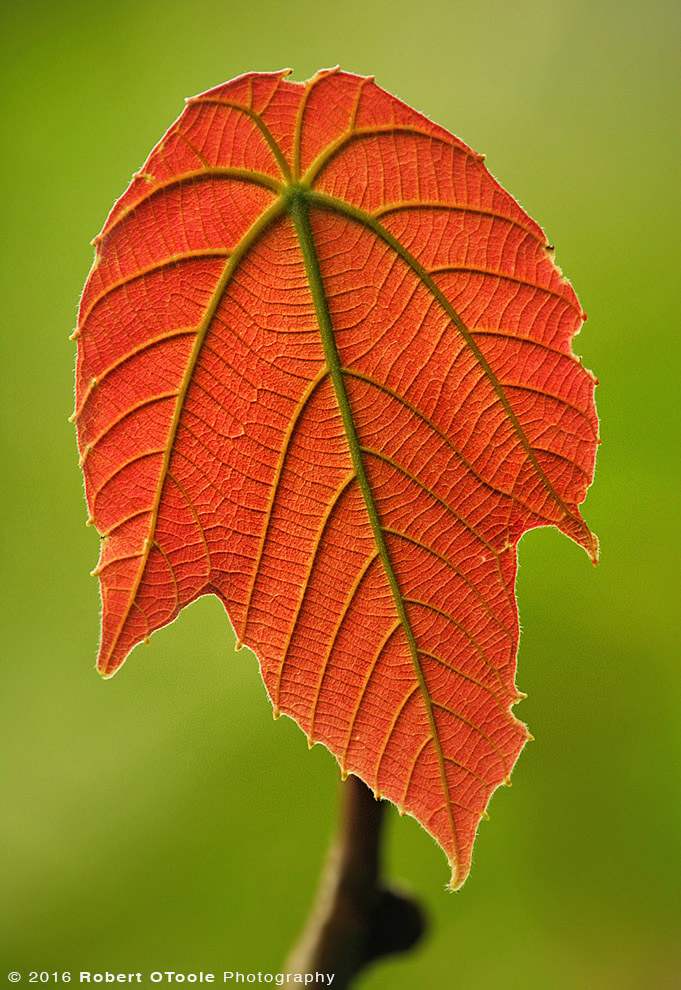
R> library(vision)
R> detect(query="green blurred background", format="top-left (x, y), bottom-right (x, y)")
top-left (2, 0), bottom-right (679, 986)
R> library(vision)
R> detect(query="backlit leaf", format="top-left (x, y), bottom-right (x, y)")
top-left (73, 68), bottom-right (598, 888)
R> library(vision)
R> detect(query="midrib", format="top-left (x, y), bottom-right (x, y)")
top-left (288, 189), bottom-right (458, 864)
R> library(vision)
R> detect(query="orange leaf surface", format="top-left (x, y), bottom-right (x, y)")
top-left (73, 68), bottom-right (598, 888)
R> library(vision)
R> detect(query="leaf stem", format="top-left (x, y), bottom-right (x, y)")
top-left (285, 775), bottom-right (426, 988)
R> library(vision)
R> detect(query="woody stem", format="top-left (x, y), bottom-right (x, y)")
top-left (285, 774), bottom-right (426, 988)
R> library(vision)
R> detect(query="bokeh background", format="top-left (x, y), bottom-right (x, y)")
top-left (2, 0), bottom-right (679, 987)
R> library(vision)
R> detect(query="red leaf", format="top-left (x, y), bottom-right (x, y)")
top-left (73, 68), bottom-right (598, 888)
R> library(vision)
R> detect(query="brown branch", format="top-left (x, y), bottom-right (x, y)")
top-left (285, 774), bottom-right (426, 988)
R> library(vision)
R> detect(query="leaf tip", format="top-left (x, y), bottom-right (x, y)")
top-left (566, 512), bottom-right (599, 565)
top-left (446, 862), bottom-right (465, 892)
top-left (272, 706), bottom-right (281, 721)
top-left (69, 327), bottom-right (80, 341)
top-left (97, 651), bottom-right (123, 680)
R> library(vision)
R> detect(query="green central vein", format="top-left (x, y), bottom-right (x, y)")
top-left (288, 189), bottom-right (459, 867)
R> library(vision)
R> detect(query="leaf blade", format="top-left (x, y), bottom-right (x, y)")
top-left (74, 69), bottom-right (598, 887)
